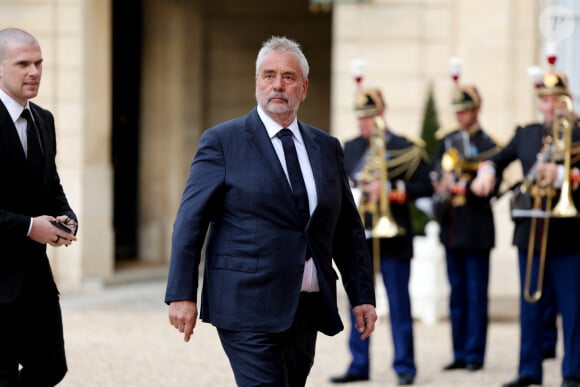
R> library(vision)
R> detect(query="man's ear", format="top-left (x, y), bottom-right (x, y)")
top-left (301, 79), bottom-right (309, 101)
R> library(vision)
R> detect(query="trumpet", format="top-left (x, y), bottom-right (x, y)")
top-left (358, 116), bottom-right (405, 239)
top-left (357, 116), bottom-right (405, 276)
top-left (440, 147), bottom-right (480, 206)
top-left (523, 94), bottom-right (577, 303)
top-left (441, 147), bottom-right (480, 176)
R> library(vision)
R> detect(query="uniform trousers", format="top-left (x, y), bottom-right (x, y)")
top-left (217, 292), bottom-right (320, 387)
top-left (445, 247), bottom-right (490, 366)
top-left (516, 250), bottom-right (580, 382)
top-left (541, 277), bottom-right (558, 359)
top-left (346, 258), bottom-right (416, 378)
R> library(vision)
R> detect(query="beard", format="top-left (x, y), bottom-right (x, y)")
top-left (256, 90), bottom-right (299, 115)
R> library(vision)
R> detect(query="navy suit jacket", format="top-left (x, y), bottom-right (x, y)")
top-left (0, 100), bottom-right (77, 304)
top-left (165, 108), bottom-right (375, 336)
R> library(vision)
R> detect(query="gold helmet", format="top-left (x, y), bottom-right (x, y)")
top-left (451, 85), bottom-right (481, 112)
top-left (354, 88), bottom-right (386, 118)
top-left (536, 71), bottom-right (570, 96)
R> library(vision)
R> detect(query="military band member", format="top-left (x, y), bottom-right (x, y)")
top-left (472, 70), bottom-right (580, 387)
top-left (330, 88), bottom-right (433, 386)
top-left (431, 84), bottom-right (501, 372)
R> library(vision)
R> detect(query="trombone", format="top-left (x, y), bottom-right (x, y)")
top-left (523, 94), bottom-right (577, 303)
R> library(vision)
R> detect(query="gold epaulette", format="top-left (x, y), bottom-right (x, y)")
top-left (435, 126), bottom-right (460, 140)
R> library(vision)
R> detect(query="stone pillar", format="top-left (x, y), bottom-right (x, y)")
top-left (140, 1), bottom-right (205, 263)
top-left (34, 0), bottom-right (114, 290)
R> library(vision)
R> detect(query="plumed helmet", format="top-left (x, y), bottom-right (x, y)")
top-left (354, 88), bottom-right (386, 117)
top-left (536, 71), bottom-right (570, 96)
top-left (451, 85), bottom-right (481, 112)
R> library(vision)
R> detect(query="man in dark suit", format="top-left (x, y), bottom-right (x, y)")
top-left (472, 70), bottom-right (580, 387)
top-left (165, 36), bottom-right (377, 387)
top-left (330, 88), bottom-right (432, 386)
top-left (431, 84), bottom-right (501, 373)
top-left (0, 28), bottom-right (78, 387)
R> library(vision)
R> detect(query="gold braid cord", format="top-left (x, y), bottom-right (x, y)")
top-left (387, 145), bottom-right (428, 181)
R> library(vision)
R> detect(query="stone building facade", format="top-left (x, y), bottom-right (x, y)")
top-left (1, 0), bottom-right (578, 304)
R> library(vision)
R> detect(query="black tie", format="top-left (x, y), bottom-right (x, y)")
top-left (277, 128), bottom-right (310, 222)
top-left (21, 109), bottom-right (43, 160)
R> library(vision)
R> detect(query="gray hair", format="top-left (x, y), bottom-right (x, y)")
top-left (0, 28), bottom-right (39, 62)
top-left (255, 36), bottom-right (309, 80)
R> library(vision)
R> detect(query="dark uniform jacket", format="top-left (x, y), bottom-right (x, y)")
top-left (344, 131), bottom-right (433, 260)
top-left (490, 122), bottom-right (580, 256)
top-left (432, 127), bottom-right (500, 251)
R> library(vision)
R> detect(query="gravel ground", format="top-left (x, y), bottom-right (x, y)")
top-left (58, 280), bottom-right (563, 387)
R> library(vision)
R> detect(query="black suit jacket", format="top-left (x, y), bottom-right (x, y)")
top-left (165, 108), bottom-right (375, 336)
top-left (343, 133), bottom-right (433, 260)
top-left (0, 100), bottom-right (77, 304)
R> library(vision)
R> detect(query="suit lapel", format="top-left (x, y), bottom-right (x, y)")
top-left (244, 109), bottom-right (298, 208)
top-left (299, 123), bottom-right (321, 210)
top-left (29, 104), bottom-right (47, 159)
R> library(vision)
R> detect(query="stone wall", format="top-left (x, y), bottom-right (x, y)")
top-left (0, 0), bottom-right (114, 290)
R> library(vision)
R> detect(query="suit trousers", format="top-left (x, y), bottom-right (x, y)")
top-left (346, 258), bottom-right (416, 378)
top-left (0, 267), bottom-right (67, 387)
top-left (445, 247), bottom-right (490, 365)
top-left (517, 250), bottom-right (580, 382)
top-left (217, 292), bottom-right (320, 387)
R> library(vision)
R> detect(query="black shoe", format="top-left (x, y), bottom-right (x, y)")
top-left (329, 372), bottom-right (369, 384)
top-left (502, 375), bottom-right (542, 387)
top-left (543, 350), bottom-right (556, 360)
top-left (442, 360), bottom-right (465, 371)
top-left (397, 374), bottom-right (414, 385)
top-left (466, 362), bottom-right (483, 371)
top-left (562, 378), bottom-right (580, 387)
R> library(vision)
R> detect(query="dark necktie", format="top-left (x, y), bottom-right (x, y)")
top-left (277, 128), bottom-right (310, 222)
top-left (21, 109), bottom-right (43, 160)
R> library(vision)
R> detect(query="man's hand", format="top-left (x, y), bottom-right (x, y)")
top-left (536, 162), bottom-right (559, 187)
top-left (352, 304), bottom-right (377, 340)
top-left (29, 215), bottom-right (78, 247)
top-left (55, 215), bottom-right (78, 235)
top-left (168, 300), bottom-right (198, 342)
top-left (432, 171), bottom-right (453, 195)
top-left (362, 179), bottom-right (381, 205)
top-left (471, 168), bottom-right (496, 197)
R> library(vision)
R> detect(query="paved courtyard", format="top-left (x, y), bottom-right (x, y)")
top-left (58, 279), bottom-right (563, 387)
